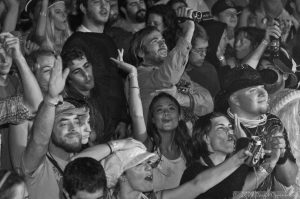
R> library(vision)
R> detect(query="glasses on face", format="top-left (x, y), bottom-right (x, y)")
top-left (222, 11), bottom-right (238, 18)
top-left (191, 48), bottom-right (207, 56)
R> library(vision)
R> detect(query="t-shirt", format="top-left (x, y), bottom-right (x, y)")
top-left (21, 154), bottom-right (67, 199)
top-left (180, 161), bottom-right (249, 199)
top-left (153, 152), bottom-right (186, 191)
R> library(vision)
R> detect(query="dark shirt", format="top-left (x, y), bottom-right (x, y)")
top-left (186, 61), bottom-right (221, 98)
top-left (62, 32), bottom-right (128, 129)
top-left (180, 161), bottom-right (248, 199)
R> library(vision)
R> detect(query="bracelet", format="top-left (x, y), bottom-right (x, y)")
top-left (257, 166), bottom-right (269, 175)
top-left (260, 162), bottom-right (274, 174)
top-left (108, 141), bottom-right (118, 153)
top-left (44, 95), bottom-right (62, 107)
top-left (262, 39), bottom-right (269, 46)
top-left (128, 73), bottom-right (137, 79)
top-left (106, 143), bottom-right (113, 155)
top-left (40, 11), bottom-right (47, 16)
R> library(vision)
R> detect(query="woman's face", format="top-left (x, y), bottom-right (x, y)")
top-left (125, 160), bottom-right (153, 192)
top-left (79, 111), bottom-right (91, 145)
top-left (234, 31), bottom-right (253, 60)
top-left (12, 183), bottom-right (29, 199)
top-left (151, 97), bottom-right (180, 132)
top-left (49, 2), bottom-right (68, 31)
top-left (205, 116), bottom-right (235, 155)
top-left (189, 38), bottom-right (208, 67)
top-left (147, 13), bottom-right (165, 33)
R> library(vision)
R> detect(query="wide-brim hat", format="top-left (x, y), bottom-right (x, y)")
top-left (101, 143), bottom-right (157, 188)
top-left (215, 64), bottom-right (264, 112)
top-left (211, 0), bottom-right (241, 16)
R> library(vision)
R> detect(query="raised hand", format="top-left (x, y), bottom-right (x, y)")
top-left (0, 32), bottom-right (22, 59)
top-left (47, 56), bottom-right (69, 99)
top-left (264, 20), bottom-right (282, 43)
top-left (110, 49), bottom-right (137, 75)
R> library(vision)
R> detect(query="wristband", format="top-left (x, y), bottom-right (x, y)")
top-left (108, 141), bottom-right (118, 153)
top-left (130, 87), bottom-right (140, 89)
top-left (44, 96), bottom-right (62, 107)
top-left (262, 39), bottom-right (269, 46)
top-left (106, 143), bottom-right (113, 155)
top-left (40, 11), bottom-right (47, 16)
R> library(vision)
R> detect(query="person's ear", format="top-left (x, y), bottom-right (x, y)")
top-left (137, 48), bottom-right (145, 59)
top-left (229, 93), bottom-right (240, 107)
top-left (283, 73), bottom-right (289, 81)
top-left (62, 188), bottom-right (71, 199)
top-left (80, 3), bottom-right (87, 15)
top-left (203, 134), bottom-right (210, 146)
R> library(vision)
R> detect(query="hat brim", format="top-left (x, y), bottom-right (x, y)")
top-left (125, 152), bottom-right (157, 171)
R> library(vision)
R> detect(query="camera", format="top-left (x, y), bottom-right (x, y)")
top-left (268, 18), bottom-right (281, 58)
top-left (191, 11), bottom-right (214, 23)
top-left (177, 11), bottom-right (213, 24)
top-left (236, 136), bottom-right (264, 167)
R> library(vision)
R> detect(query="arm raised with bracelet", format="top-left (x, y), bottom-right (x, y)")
top-left (110, 49), bottom-right (147, 142)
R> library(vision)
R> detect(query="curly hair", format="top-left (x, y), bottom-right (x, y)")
top-left (146, 92), bottom-right (193, 166)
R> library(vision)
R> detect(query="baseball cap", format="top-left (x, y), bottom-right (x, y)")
top-left (55, 101), bottom-right (87, 118)
top-left (211, 0), bottom-right (241, 16)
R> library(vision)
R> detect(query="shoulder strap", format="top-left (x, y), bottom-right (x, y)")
top-left (46, 153), bottom-right (64, 176)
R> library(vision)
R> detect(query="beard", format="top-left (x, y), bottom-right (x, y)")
top-left (51, 133), bottom-right (82, 153)
top-left (135, 9), bottom-right (146, 23)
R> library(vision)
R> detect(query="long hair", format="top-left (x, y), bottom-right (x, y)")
top-left (146, 4), bottom-right (178, 50)
top-left (192, 112), bottom-right (229, 160)
top-left (44, 2), bottom-right (71, 54)
top-left (146, 92), bottom-right (193, 165)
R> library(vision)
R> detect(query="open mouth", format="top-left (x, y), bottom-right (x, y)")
top-left (145, 174), bottom-right (153, 182)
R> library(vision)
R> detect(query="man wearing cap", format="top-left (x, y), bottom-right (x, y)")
top-left (211, 0), bottom-right (240, 52)
top-left (217, 65), bottom-right (298, 191)
top-left (21, 56), bottom-right (142, 199)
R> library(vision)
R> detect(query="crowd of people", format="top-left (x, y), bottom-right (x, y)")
top-left (0, 0), bottom-right (300, 198)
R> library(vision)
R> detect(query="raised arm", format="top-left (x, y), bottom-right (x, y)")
top-left (1, 0), bottom-right (19, 32)
top-left (35, 0), bottom-right (48, 43)
top-left (1, 32), bottom-right (43, 113)
top-left (111, 49), bottom-right (147, 142)
top-left (162, 149), bottom-right (250, 199)
top-left (150, 7), bottom-right (194, 87)
top-left (73, 138), bottom-right (146, 161)
top-left (242, 22), bottom-right (281, 69)
top-left (23, 56), bottom-right (69, 173)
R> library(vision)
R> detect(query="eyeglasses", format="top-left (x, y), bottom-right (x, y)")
top-left (191, 48), bottom-right (207, 56)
